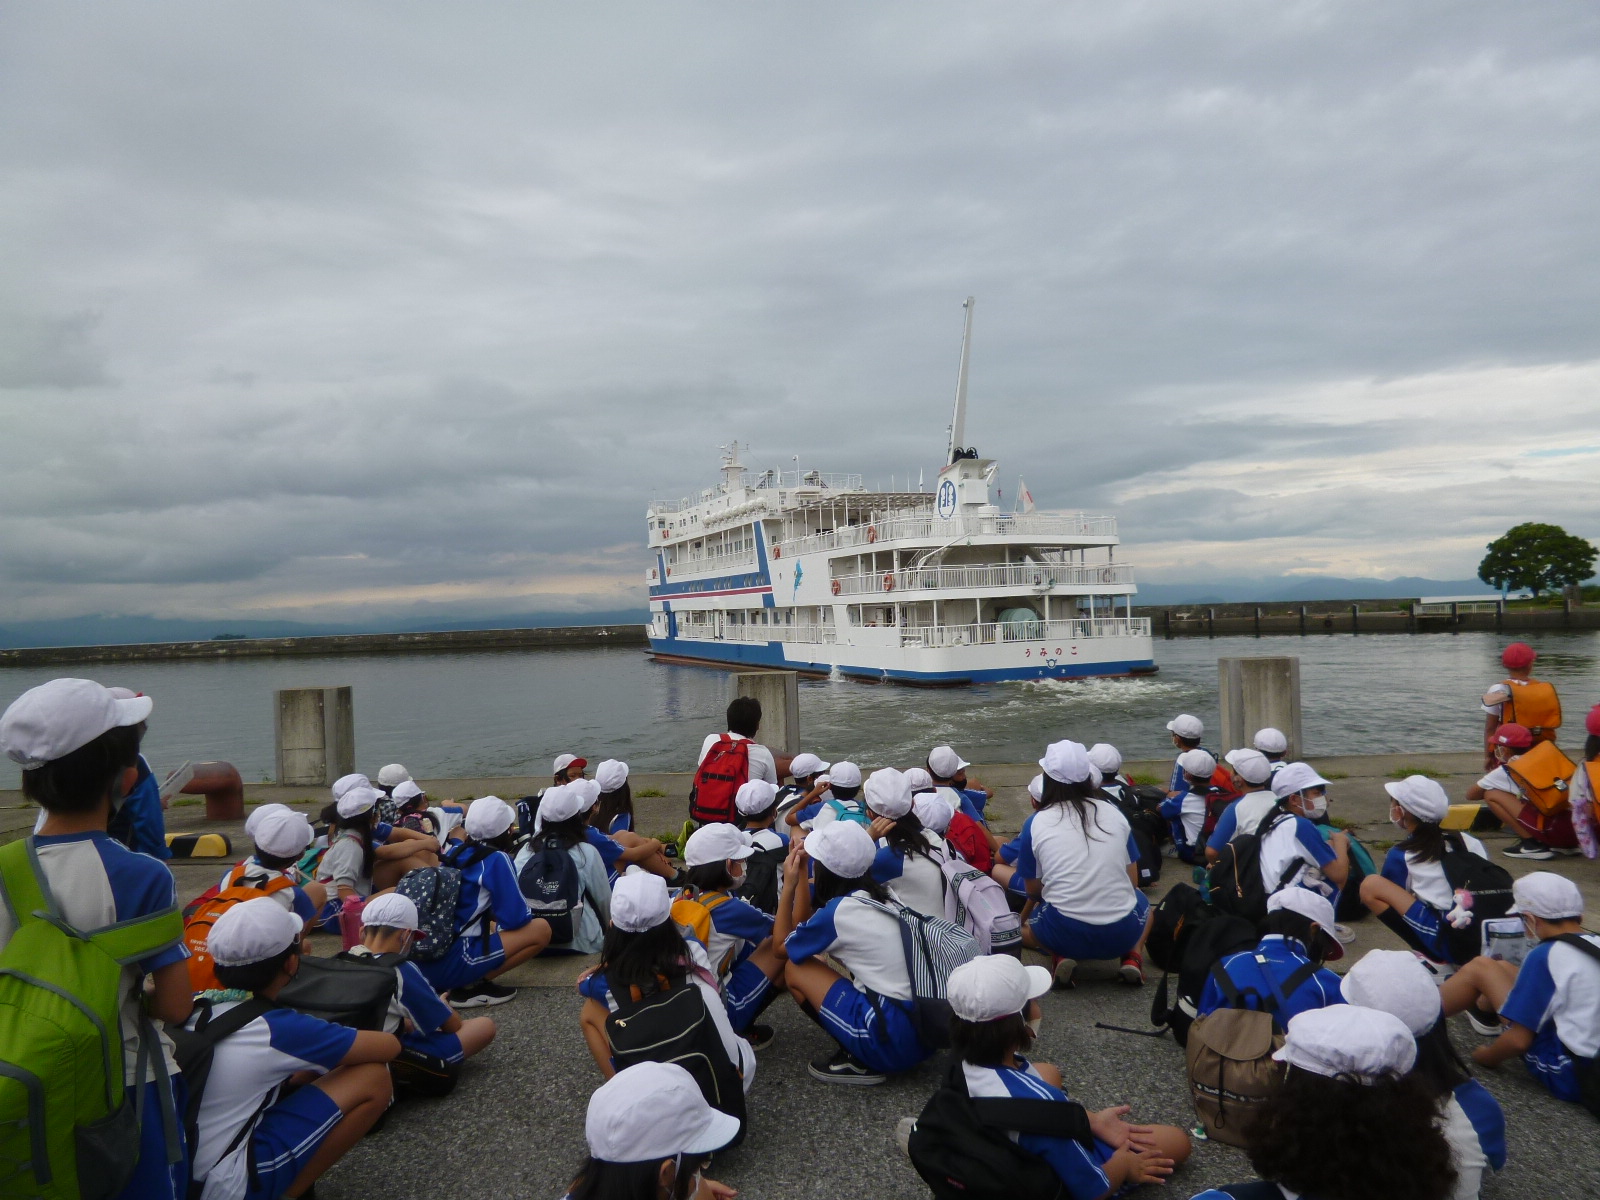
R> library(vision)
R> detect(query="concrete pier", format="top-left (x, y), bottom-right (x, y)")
top-left (730, 670), bottom-right (801, 757)
top-left (274, 686), bottom-right (355, 786)
top-left (1218, 656), bottom-right (1303, 759)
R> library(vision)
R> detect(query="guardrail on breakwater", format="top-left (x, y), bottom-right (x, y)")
top-left (0, 624), bottom-right (650, 667)
top-left (1135, 601), bottom-right (1599, 638)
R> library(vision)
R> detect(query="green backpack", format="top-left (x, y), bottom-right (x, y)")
top-left (0, 837), bottom-right (184, 1199)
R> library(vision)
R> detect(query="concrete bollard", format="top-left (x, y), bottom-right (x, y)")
top-left (729, 671), bottom-right (800, 758)
top-left (275, 687), bottom-right (355, 786)
top-left (1219, 657), bottom-right (1303, 760)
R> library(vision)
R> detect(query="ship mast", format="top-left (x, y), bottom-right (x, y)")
top-left (946, 296), bottom-right (975, 465)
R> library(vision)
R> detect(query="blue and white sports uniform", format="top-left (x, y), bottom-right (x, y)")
top-left (582, 825), bottom-right (626, 884)
top-left (871, 832), bottom-right (949, 919)
top-left (1450, 1078), bottom-right (1506, 1172)
top-left (1204, 791), bottom-right (1280, 855)
top-left (932, 784), bottom-right (987, 823)
top-left (184, 1004), bottom-right (357, 1200)
top-left (1257, 814), bottom-right (1338, 902)
top-left (3, 832), bottom-right (191, 1200)
top-left (416, 844), bottom-right (533, 991)
top-left (1498, 932), bottom-right (1600, 1103)
top-left (107, 754), bottom-right (171, 860)
top-left (578, 959), bottom-right (757, 1090)
top-left (345, 946), bottom-right (463, 1062)
top-left (1377, 834), bottom-right (1489, 963)
top-left (681, 890), bottom-right (775, 1031)
top-left (1196, 936), bottom-right (1344, 1027)
top-left (785, 891), bottom-right (930, 1073)
top-left (962, 1059), bottom-right (1114, 1200)
top-left (220, 858), bottom-right (319, 923)
top-left (1006, 800), bottom-right (1149, 961)
top-left (606, 812), bottom-right (632, 835)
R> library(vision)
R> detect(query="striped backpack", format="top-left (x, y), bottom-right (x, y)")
top-left (862, 896), bottom-right (980, 1049)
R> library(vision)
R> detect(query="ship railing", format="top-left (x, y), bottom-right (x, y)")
top-left (739, 470), bottom-right (864, 492)
top-left (898, 617), bottom-right (1152, 648)
top-left (775, 511), bottom-right (1118, 558)
top-left (831, 561), bottom-right (1135, 595)
top-left (675, 622), bottom-right (837, 645)
top-left (663, 549), bottom-right (761, 578)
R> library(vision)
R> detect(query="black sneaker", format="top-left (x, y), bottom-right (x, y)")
top-left (1464, 1008), bottom-right (1503, 1037)
top-left (449, 979), bottom-right (517, 1008)
top-left (808, 1049), bottom-right (886, 1086)
top-left (744, 1023), bottom-right (776, 1051)
top-left (1502, 839), bottom-right (1555, 861)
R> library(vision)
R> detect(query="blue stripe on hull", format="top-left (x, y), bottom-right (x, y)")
top-left (646, 639), bottom-right (1156, 683)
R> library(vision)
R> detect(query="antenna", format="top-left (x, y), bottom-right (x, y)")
top-left (946, 296), bottom-right (975, 465)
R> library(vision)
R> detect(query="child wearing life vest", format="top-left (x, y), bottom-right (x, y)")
top-left (1469, 722), bottom-right (1581, 860)
top-left (1440, 872), bottom-right (1600, 1106)
top-left (1481, 642), bottom-right (1561, 767)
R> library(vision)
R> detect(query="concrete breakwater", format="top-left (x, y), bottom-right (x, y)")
top-left (1135, 600), bottom-right (1598, 638)
top-left (0, 623), bottom-right (649, 667)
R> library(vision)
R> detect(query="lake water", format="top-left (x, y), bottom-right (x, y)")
top-left (3, 630), bottom-right (1598, 789)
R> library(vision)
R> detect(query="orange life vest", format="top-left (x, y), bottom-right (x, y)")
top-left (1504, 741), bottom-right (1578, 818)
top-left (1494, 678), bottom-right (1562, 740)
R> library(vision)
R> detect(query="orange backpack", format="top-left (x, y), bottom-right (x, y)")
top-left (183, 864), bottom-right (296, 991)
top-left (1499, 678), bottom-right (1562, 739)
top-left (1505, 741), bottom-right (1579, 818)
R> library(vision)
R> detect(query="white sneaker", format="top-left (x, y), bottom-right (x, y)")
top-left (895, 1117), bottom-right (916, 1156)
top-left (1331, 923), bottom-right (1356, 945)
top-left (1464, 1008), bottom-right (1502, 1037)
top-left (1053, 957), bottom-right (1078, 989)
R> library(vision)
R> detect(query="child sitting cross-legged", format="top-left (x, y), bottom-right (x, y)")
top-left (182, 897), bottom-right (399, 1200)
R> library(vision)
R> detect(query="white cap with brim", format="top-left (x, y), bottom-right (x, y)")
top-left (1266, 886), bottom-right (1343, 961)
top-left (391, 779), bottom-right (425, 805)
top-left (948, 953), bottom-right (1053, 1023)
top-left (734, 779), bottom-right (778, 816)
top-left (1253, 727), bottom-right (1289, 754)
top-left (805, 819), bottom-right (876, 879)
top-left (1087, 743), bottom-right (1123, 777)
top-left (1224, 748), bottom-right (1273, 786)
top-left (336, 786), bottom-right (380, 819)
top-left (244, 802), bottom-right (290, 839)
top-left (206, 896), bottom-right (303, 967)
top-left (1271, 762), bottom-right (1330, 799)
top-left (553, 753), bottom-right (586, 774)
top-left (1027, 774), bottom-right (1044, 803)
top-left (1507, 871), bottom-right (1584, 921)
top-left (1166, 714), bottom-right (1203, 739)
top-left (1274, 1005), bottom-right (1417, 1082)
top-left (585, 1061), bottom-right (742, 1162)
top-left (376, 763), bottom-right (411, 788)
top-left (928, 746), bottom-right (970, 778)
top-left (864, 767), bottom-right (913, 819)
top-left (611, 873), bottom-right (671, 933)
top-left (1384, 776), bottom-right (1449, 824)
top-left (538, 784), bottom-right (584, 824)
top-left (595, 759), bottom-right (629, 793)
top-left (360, 892), bottom-right (421, 931)
top-left (789, 752), bottom-right (829, 779)
top-left (903, 767), bottom-right (933, 791)
top-left (1340, 950), bottom-right (1441, 1036)
top-left (828, 761), bottom-right (862, 789)
top-left (464, 795), bottom-right (515, 840)
top-left (253, 808), bottom-right (314, 859)
top-left (684, 823), bottom-right (754, 868)
top-left (1, 678), bottom-right (153, 770)
top-left (1177, 749), bottom-right (1217, 779)
top-left (1039, 740), bottom-right (1092, 785)
top-left (332, 773), bottom-right (370, 799)
top-left (913, 793), bottom-right (954, 834)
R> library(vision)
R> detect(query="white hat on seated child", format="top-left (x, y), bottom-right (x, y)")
top-left (1253, 727), bottom-right (1289, 754)
top-left (376, 763), bottom-right (411, 788)
top-left (1508, 871), bottom-right (1584, 920)
top-left (1340, 950), bottom-right (1441, 1036)
top-left (206, 896), bottom-right (303, 967)
top-left (903, 767), bottom-right (934, 791)
top-left (1383, 775), bottom-right (1449, 824)
top-left (1274, 1005), bottom-right (1417, 1082)
top-left (928, 745), bottom-right (969, 778)
top-left (464, 795), bottom-right (515, 840)
top-left (361, 893), bottom-right (421, 931)
top-left (336, 785), bottom-right (380, 819)
top-left (586, 1061), bottom-right (742, 1163)
top-left (1087, 743), bottom-right (1123, 776)
top-left (684, 823), bottom-right (753, 868)
top-left (1224, 748), bottom-right (1272, 785)
top-left (1, 678), bottom-right (153, 770)
top-left (253, 807), bottom-right (314, 859)
top-left (1027, 774), bottom-right (1044, 803)
top-left (611, 873), bottom-right (672, 932)
top-left (789, 752), bottom-right (830, 779)
top-left (244, 802), bottom-right (290, 838)
top-left (805, 819), bottom-right (875, 879)
top-left (864, 767), bottom-right (913, 819)
top-left (538, 784), bottom-right (584, 823)
top-left (948, 954), bottom-right (1053, 1023)
top-left (1266, 887), bottom-right (1343, 961)
top-left (913, 793), bottom-right (954, 834)
top-left (332, 772), bottom-right (370, 799)
top-left (734, 779), bottom-right (778, 815)
top-left (1270, 762), bottom-right (1329, 799)
top-left (1176, 748), bottom-right (1217, 779)
top-left (595, 759), bottom-right (629, 793)
top-left (1039, 739), bottom-right (1092, 785)
top-left (828, 761), bottom-right (863, 788)
top-left (391, 779), bottom-right (424, 805)
top-left (1166, 713), bottom-right (1203, 739)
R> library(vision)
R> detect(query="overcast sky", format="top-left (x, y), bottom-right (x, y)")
top-left (3, 2), bottom-right (1597, 624)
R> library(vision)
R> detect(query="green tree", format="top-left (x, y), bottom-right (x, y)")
top-left (1478, 522), bottom-right (1598, 597)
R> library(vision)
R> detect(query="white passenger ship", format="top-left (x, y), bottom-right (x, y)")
top-left (644, 301), bottom-right (1155, 684)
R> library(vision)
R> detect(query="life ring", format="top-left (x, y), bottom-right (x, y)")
top-left (883, 573), bottom-right (896, 592)
top-left (831, 579), bottom-right (842, 596)
top-left (1100, 568), bottom-right (1114, 583)
top-left (867, 524), bottom-right (878, 543)
top-left (773, 545), bottom-right (781, 559)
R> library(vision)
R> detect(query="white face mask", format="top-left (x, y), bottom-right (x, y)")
top-left (728, 865), bottom-right (746, 891)
top-left (1024, 1016), bottom-right (1042, 1039)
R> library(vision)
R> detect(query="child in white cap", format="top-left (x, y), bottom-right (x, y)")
top-left (1202, 748), bottom-right (1278, 864)
top-left (927, 744), bottom-right (991, 823)
top-left (1255, 763), bottom-right (1351, 906)
top-left (577, 872), bottom-right (755, 1108)
top-left (349, 893), bottom-right (497, 1091)
top-left (1196, 888), bottom-right (1345, 1029)
top-left (993, 741), bottom-right (1150, 988)
top-left (179, 897), bottom-right (400, 1200)
top-left (1342, 950), bottom-right (1506, 1197)
top-left (319, 776), bottom-right (441, 899)
top-left (1439, 871), bottom-right (1600, 1105)
top-left (1159, 748), bottom-right (1229, 864)
top-left (863, 767), bottom-right (950, 920)
top-left (590, 758), bottom-right (634, 835)
top-left (513, 782), bottom-right (613, 955)
top-left (1359, 775), bottom-right (1492, 965)
top-left (677, 822), bottom-right (784, 1048)
top-left (567, 1061), bottom-right (742, 1198)
top-left (796, 759), bottom-right (867, 829)
top-left (1189, 1006), bottom-right (1457, 1200)
top-left (1, 678), bottom-right (190, 1200)
top-left (774, 819), bottom-right (938, 1084)
top-left (416, 796), bottom-right (553, 1007)
top-left (933, 954), bottom-right (1189, 1197)
top-left (734, 778), bottom-right (789, 915)
top-left (221, 804), bottom-right (327, 925)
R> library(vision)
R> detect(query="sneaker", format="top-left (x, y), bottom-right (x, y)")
top-left (1502, 839), bottom-right (1555, 861)
top-left (895, 1116), bottom-right (916, 1156)
top-left (449, 980), bottom-right (517, 1008)
top-left (1465, 1007), bottom-right (1503, 1037)
top-left (1052, 957), bottom-right (1077, 990)
top-left (808, 1049), bottom-right (886, 1086)
top-left (743, 1023), bottom-right (776, 1051)
top-left (1550, 844), bottom-right (1582, 856)
top-left (1331, 923), bottom-right (1357, 945)
top-left (1118, 952), bottom-right (1144, 986)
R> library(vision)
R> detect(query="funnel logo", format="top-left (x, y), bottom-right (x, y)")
top-left (936, 478), bottom-right (957, 520)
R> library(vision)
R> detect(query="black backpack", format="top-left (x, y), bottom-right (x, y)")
top-left (907, 1057), bottom-right (1092, 1200)
top-left (1145, 882), bottom-right (1211, 973)
top-left (1152, 913), bottom-right (1260, 1046)
top-left (517, 833), bottom-right (583, 944)
top-left (1437, 835), bottom-right (1516, 964)
top-left (168, 997), bottom-right (276, 1192)
top-left (741, 842), bottom-right (784, 915)
top-left (273, 951), bottom-right (402, 1031)
top-left (1103, 784), bottom-right (1164, 887)
top-left (605, 981), bottom-right (747, 1146)
top-left (1207, 807), bottom-right (1300, 923)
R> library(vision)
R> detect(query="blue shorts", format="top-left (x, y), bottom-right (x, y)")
top-left (1523, 1024), bottom-right (1590, 1104)
top-left (723, 956), bottom-right (774, 1032)
top-left (401, 1027), bottom-right (466, 1065)
top-left (1030, 891), bottom-right (1150, 961)
top-left (818, 977), bottom-right (930, 1074)
top-left (1400, 899), bottom-right (1455, 962)
top-left (246, 1084), bottom-right (343, 1200)
top-left (415, 929), bottom-right (507, 992)
top-left (112, 1077), bottom-right (187, 1200)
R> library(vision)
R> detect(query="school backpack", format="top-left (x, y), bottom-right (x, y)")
top-left (396, 842), bottom-right (493, 964)
top-left (605, 981), bottom-right (746, 1145)
top-left (907, 1057), bottom-right (1091, 1200)
top-left (670, 890), bottom-right (735, 973)
top-left (1506, 741), bottom-right (1579, 818)
top-left (1150, 912), bottom-right (1259, 1047)
top-left (1144, 881), bottom-right (1211, 974)
top-left (1186, 958), bottom-right (1317, 1147)
top-left (1104, 786), bottom-right (1165, 887)
top-left (273, 950), bottom-right (401, 1030)
top-left (689, 735), bottom-right (751, 825)
top-left (1197, 778), bottom-right (1243, 849)
top-left (823, 795), bottom-right (871, 826)
top-left (1499, 677), bottom-right (1562, 739)
top-left (1437, 834), bottom-right (1516, 964)
top-left (516, 834), bottom-right (584, 945)
top-left (0, 838), bottom-right (185, 1200)
top-left (1206, 807), bottom-right (1300, 924)
top-left (1553, 935), bottom-right (1600, 1120)
top-left (861, 896), bottom-right (981, 1050)
top-left (182, 864), bottom-right (298, 992)
top-left (167, 996), bottom-right (275, 1190)
top-left (740, 842), bottom-right (785, 915)
top-left (939, 857), bottom-right (1023, 956)
top-left (514, 794), bottom-right (542, 841)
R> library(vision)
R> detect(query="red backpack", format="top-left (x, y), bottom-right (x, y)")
top-left (690, 735), bottom-right (751, 825)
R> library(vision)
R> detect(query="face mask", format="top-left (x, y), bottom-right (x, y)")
top-left (1302, 796), bottom-right (1328, 820)
top-left (1024, 1016), bottom-right (1042, 1040)
top-left (728, 865), bottom-right (746, 891)
top-left (1390, 805), bottom-right (1408, 829)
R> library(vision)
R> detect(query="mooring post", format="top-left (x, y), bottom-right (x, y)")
top-left (1350, 604), bottom-right (1359, 633)
top-left (1207, 608), bottom-right (1216, 639)
top-left (1254, 607), bottom-right (1262, 637)
top-left (1298, 604), bottom-right (1307, 636)
top-left (1219, 656), bottom-right (1303, 760)
top-left (729, 671), bottom-right (801, 759)
top-left (275, 687), bottom-right (355, 786)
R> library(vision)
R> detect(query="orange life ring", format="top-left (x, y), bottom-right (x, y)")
top-left (867, 524), bottom-right (878, 543)
top-left (773, 545), bottom-right (781, 559)
top-left (883, 573), bottom-right (896, 592)
top-left (831, 579), bottom-right (842, 596)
